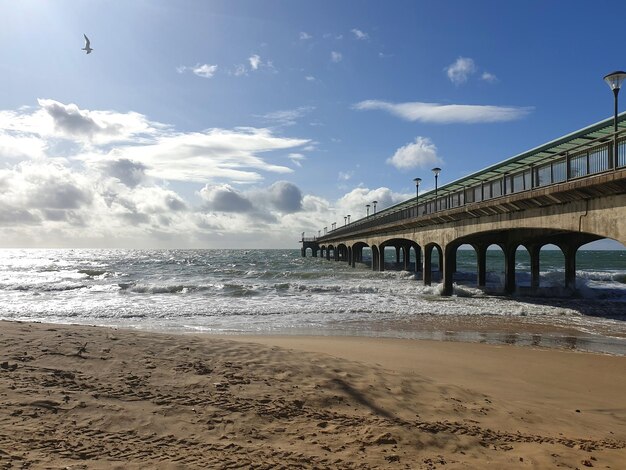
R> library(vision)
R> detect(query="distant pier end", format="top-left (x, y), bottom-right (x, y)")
top-left (300, 237), bottom-right (319, 257)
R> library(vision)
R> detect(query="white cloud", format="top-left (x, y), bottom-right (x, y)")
top-left (445, 57), bottom-right (476, 85)
top-left (353, 100), bottom-right (532, 124)
top-left (249, 54), bottom-right (261, 71)
top-left (335, 187), bottom-right (412, 218)
top-left (305, 75), bottom-right (316, 82)
top-left (386, 137), bottom-right (442, 170)
top-left (351, 28), bottom-right (369, 40)
top-left (288, 153), bottom-right (306, 167)
top-left (231, 64), bottom-right (247, 76)
top-left (481, 71), bottom-right (498, 83)
top-left (259, 106), bottom-right (315, 126)
top-left (0, 100), bottom-right (394, 248)
top-left (338, 171), bottom-right (353, 181)
top-left (107, 127), bottom-right (306, 183)
top-left (331, 51), bottom-right (343, 63)
top-left (299, 32), bottom-right (312, 40)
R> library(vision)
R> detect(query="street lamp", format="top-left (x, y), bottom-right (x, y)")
top-left (372, 200), bottom-right (378, 214)
top-left (347, 214), bottom-right (351, 224)
top-left (432, 167), bottom-right (441, 211)
top-left (604, 70), bottom-right (626, 168)
top-left (366, 204), bottom-right (370, 217)
top-left (413, 177), bottom-right (422, 216)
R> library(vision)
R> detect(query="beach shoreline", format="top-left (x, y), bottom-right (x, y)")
top-left (0, 320), bottom-right (624, 469)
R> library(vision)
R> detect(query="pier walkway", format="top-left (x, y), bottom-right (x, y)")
top-left (302, 115), bottom-right (626, 296)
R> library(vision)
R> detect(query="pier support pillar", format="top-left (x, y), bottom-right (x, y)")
top-left (442, 245), bottom-right (456, 296)
top-left (403, 245), bottom-right (411, 271)
top-left (415, 246), bottom-right (422, 273)
top-left (423, 245), bottom-right (432, 286)
top-left (395, 247), bottom-right (401, 265)
top-left (562, 245), bottom-right (578, 290)
top-left (379, 246), bottom-right (386, 272)
top-left (475, 244), bottom-right (487, 287)
top-left (529, 245), bottom-right (541, 288)
top-left (372, 246), bottom-right (379, 271)
top-left (504, 244), bottom-right (517, 294)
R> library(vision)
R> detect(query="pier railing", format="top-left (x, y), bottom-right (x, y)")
top-left (320, 115), bottom-right (626, 241)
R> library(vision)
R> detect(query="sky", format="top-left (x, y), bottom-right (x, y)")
top-left (0, 0), bottom-right (625, 248)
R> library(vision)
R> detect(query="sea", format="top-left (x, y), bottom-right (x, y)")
top-left (0, 248), bottom-right (625, 355)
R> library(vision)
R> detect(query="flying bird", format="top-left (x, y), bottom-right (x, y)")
top-left (82, 34), bottom-right (93, 54)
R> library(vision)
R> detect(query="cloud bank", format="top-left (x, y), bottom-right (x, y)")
top-left (0, 99), bottom-right (404, 248)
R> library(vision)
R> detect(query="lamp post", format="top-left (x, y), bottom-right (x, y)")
top-left (324, 226), bottom-right (327, 235)
top-left (366, 204), bottom-right (370, 217)
top-left (372, 200), bottom-right (378, 214)
top-left (432, 167), bottom-right (441, 212)
top-left (344, 216), bottom-right (347, 226)
top-left (413, 177), bottom-right (422, 216)
top-left (604, 71), bottom-right (626, 168)
top-left (347, 214), bottom-right (351, 224)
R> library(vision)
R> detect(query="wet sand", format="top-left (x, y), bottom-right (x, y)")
top-left (0, 320), bottom-right (624, 469)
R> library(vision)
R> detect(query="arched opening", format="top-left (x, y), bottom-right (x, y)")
top-left (454, 244), bottom-right (477, 285)
top-left (515, 245), bottom-right (532, 288)
top-left (423, 243), bottom-right (442, 285)
top-left (484, 244), bottom-right (505, 291)
top-left (539, 243), bottom-right (565, 288)
top-left (361, 246), bottom-right (373, 268)
top-left (576, 238), bottom-right (626, 299)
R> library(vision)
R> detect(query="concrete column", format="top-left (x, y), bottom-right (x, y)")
top-left (442, 245), bottom-right (456, 296)
top-left (403, 245), bottom-right (411, 271)
top-left (379, 246), bottom-right (386, 272)
top-left (301, 247), bottom-right (306, 257)
top-left (423, 246), bottom-right (432, 286)
top-left (415, 246), bottom-right (422, 272)
top-left (562, 245), bottom-right (577, 290)
top-left (504, 245), bottom-right (516, 294)
top-left (313, 248), bottom-right (318, 258)
top-left (372, 247), bottom-right (378, 271)
top-left (529, 245), bottom-right (541, 288)
top-left (326, 249), bottom-right (331, 261)
top-left (395, 247), bottom-right (401, 265)
top-left (476, 244), bottom-right (487, 287)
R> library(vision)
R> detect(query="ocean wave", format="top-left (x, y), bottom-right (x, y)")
top-left (78, 269), bottom-right (108, 277)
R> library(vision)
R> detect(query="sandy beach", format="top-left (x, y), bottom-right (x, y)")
top-left (0, 321), bottom-right (624, 469)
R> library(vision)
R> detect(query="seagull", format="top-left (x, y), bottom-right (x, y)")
top-left (82, 34), bottom-right (93, 54)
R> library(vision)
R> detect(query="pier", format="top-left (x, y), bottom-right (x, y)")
top-left (303, 115), bottom-right (626, 296)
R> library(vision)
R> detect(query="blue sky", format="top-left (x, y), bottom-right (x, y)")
top-left (0, 0), bottom-right (624, 248)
